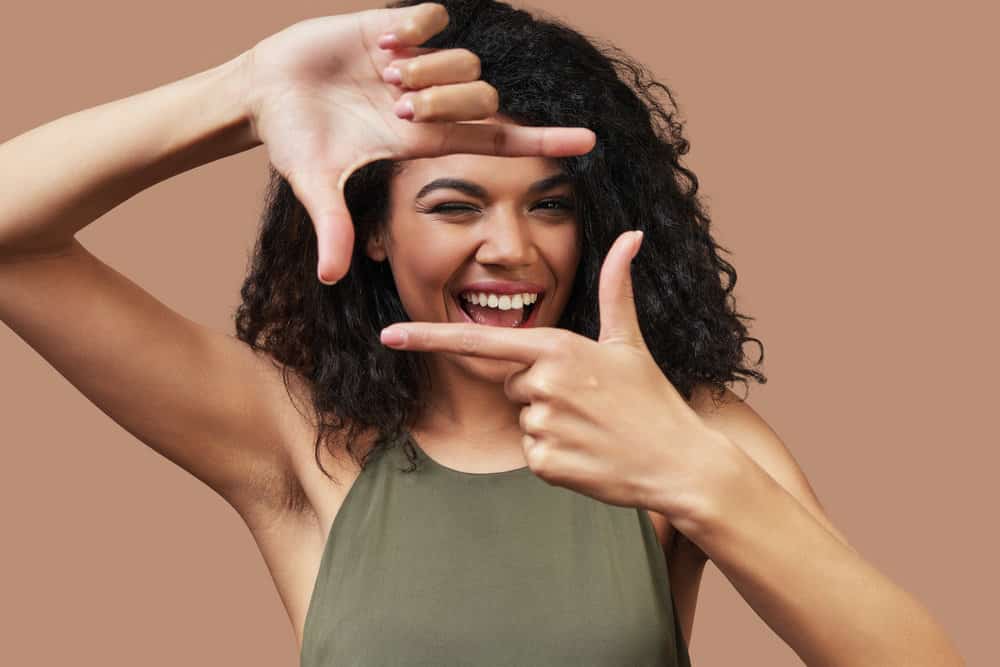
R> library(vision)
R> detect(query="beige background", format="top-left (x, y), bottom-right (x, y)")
top-left (1, 0), bottom-right (994, 664)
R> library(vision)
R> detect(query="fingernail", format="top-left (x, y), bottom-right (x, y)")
top-left (631, 231), bottom-right (644, 257)
top-left (383, 66), bottom-right (402, 84)
top-left (393, 97), bottom-right (414, 119)
top-left (380, 327), bottom-right (407, 346)
top-left (318, 268), bottom-right (337, 285)
top-left (377, 33), bottom-right (401, 49)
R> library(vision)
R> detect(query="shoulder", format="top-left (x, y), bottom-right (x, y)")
top-left (688, 383), bottom-right (809, 493)
top-left (686, 383), bottom-right (852, 547)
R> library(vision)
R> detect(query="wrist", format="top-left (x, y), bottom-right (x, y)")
top-left (229, 49), bottom-right (263, 148)
top-left (216, 51), bottom-right (263, 152)
top-left (653, 428), bottom-right (759, 542)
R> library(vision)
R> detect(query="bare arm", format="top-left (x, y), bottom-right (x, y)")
top-left (0, 55), bottom-right (303, 527)
top-left (665, 429), bottom-right (965, 667)
top-left (0, 3), bottom-right (599, 529)
top-left (0, 56), bottom-right (258, 255)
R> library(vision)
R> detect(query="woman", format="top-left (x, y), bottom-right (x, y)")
top-left (0, 0), bottom-right (963, 665)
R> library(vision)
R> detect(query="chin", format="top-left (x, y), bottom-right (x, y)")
top-left (451, 353), bottom-right (525, 385)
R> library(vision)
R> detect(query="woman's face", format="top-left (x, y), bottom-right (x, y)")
top-left (366, 119), bottom-right (582, 384)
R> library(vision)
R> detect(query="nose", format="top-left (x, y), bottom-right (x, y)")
top-left (473, 209), bottom-right (538, 267)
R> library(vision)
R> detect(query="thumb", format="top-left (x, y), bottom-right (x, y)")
top-left (597, 230), bottom-right (645, 346)
top-left (286, 169), bottom-right (355, 285)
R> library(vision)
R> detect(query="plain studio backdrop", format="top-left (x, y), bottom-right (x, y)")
top-left (0, 1), bottom-right (994, 664)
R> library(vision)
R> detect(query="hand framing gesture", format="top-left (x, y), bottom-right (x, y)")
top-left (379, 231), bottom-right (731, 520)
top-left (241, 2), bottom-right (597, 284)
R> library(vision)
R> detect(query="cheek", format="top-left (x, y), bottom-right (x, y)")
top-left (391, 240), bottom-right (463, 316)
top-left (550, 225), bottom-right (582, 278)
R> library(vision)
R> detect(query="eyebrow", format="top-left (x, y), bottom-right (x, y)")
top-left (414, 173), bottom-right (573, 201)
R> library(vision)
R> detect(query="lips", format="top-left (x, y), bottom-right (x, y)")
top-left (455, 280), bottom-right (546, 295)
top-left (452, 292), bottom-right (544, 328)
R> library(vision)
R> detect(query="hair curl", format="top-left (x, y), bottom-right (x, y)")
top-left (234, 0), bottom-right (766, 489)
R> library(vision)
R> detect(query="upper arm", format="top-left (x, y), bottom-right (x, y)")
top-left (0, 240), bottom-right (307, 525)
top-left (666, 528), bottom-right (708, 649)
top-left (664, 383), bottom-right (855, 647)
top-left (689, 384), bottom-right (852, 548)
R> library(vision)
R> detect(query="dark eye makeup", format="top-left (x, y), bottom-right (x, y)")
top-left (418, 197), bottom-right (576, 216)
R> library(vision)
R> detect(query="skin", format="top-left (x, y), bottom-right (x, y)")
top-left (365, 116), bottom-right (582, 464)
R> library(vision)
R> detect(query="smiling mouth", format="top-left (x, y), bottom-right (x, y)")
top-left (452, 292), bottom-right (544, 328)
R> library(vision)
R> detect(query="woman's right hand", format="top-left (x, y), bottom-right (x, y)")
top-left (240, 2), bottom-right (596, 285)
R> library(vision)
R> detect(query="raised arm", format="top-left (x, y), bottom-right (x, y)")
top-left (0, 2), bottom-right (597, 530)
top-left (0, 55), bottom-right (302, 527)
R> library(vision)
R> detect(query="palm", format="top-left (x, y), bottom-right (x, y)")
top-left (242, 3), bottom-right (596, 284)
top-left (247, 13), bottom-right (409, 182)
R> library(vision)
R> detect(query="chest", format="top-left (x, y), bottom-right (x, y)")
top-left (248, 472), bottom-right (675, 654)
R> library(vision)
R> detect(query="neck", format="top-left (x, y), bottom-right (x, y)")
top-left (414, 354), bottom-right (525, 442)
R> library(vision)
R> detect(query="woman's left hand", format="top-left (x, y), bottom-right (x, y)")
top-left (379, 231), bottom-right (732, 520)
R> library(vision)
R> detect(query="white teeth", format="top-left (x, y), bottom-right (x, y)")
top-left (460, 291), bottom-right (540, 309)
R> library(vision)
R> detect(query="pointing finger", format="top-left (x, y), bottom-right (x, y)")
top-left (380, 322), bottom-right (555, 365)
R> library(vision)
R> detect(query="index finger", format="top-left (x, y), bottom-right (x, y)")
top-left (373, 3), bottom-right (450, 50)
top-left (414, 122), bottom-right (597, 159)
top-left (380, 322), bottom-right (555, 364)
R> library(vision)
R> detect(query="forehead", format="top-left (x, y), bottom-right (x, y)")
top-left (392, 116), bottom-right (568, 194)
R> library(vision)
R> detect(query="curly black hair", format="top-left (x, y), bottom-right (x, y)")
top-left (234, 0), bottom-right (766, 486)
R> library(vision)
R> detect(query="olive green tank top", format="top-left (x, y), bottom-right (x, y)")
top-left (300, 432), bottom-right (692, 666)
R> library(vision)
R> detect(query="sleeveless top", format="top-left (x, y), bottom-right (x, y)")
top-left (300, 432), bottom-right (692, 667)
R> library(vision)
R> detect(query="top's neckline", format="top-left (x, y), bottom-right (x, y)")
top-left (405, 429), bottom-right (532, 478)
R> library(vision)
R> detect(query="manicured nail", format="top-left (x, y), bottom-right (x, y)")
top-left (382, 66), bottom-right (402, 84)
top-left (393, 97), bottom-right (414, 119)
top-left (381, 327), bottom-right (408, 346)
top-left (377, 33), bottom-right (401, 49)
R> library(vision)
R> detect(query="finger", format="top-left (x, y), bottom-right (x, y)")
top-left (519, 404), bottom-right (595, 451)
top-left (383, 46), bottom-right (437, 61)
top-left (375, 2), bottom-right (450, 50)
top-left (380, 322), bottom-right (553, 365)
top-left (598, 231), bottom-right (645, 345)
top-left (385, 48), bottom-right (480, 89)
top-left (505, 363), bottom-right (567, 406)
top-left (503, 363), bottom-right (534, 404)
top-left (285, 168), bottom-right (355, 285)
top-left (406, 119), bottom-right (598, 158)
top-left (394, 81), bottom-right (498, 122)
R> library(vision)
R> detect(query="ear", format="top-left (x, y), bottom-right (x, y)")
top-left (365, 230), bottom-right (388, 262)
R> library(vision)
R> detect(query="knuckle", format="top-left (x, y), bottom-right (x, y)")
top-left (460, 49), bottom-right (481, 77)
top-left (532, 376), bottom-right (556, 401)
top-left (522, 404), bottom-right (547, 431)
top-left (427, 3), bottom-right (450, 26)
top-left (404, 59), bottom-right (423, 83)
top-left (525, 440), bottom-right (550, 471)
top-left (491, 124), bottom-right (508, 155)
top-left (418, 89), bottom-right (436, 117)
top-left (457, 328), bottom-right (480, 355)
top-left (481, 83), bottom-right (500, 110)
top-left (542, 335), bottom-right (566, 358)
top-left (519, 405), bottom-right (533, 431)
top-left (415, 327), bottom-right (434, 349)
